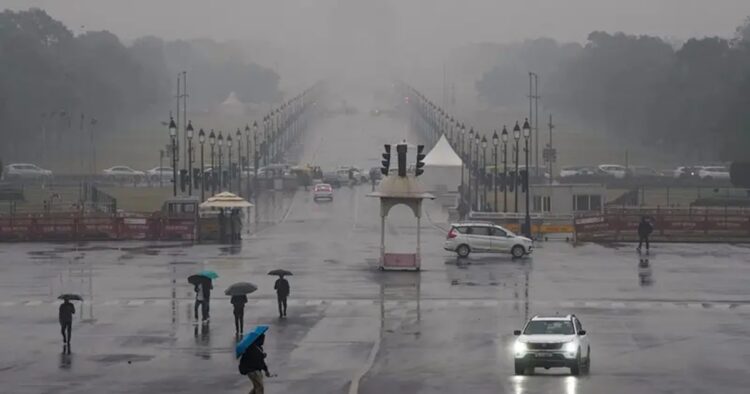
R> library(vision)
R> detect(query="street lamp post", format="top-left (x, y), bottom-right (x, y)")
top-left (209, 130), bottom-right (216, 195)
top-left (467, 128), bottom-right (474, 211)
top-left (227, 135), bottom-right (233, 193)
top-left (169, 118), bottom-right (177, 197)
top-left (492, 130), bottom-right (499, 212)
top-left (198, 129), bottom-right (205, 202)
top-left (502, 126), bottom-right (509, 213)
top-left (186, 121), bottom-right (194, 196)
top-left (513, 122), bottom-right (521, 213)
top-left (523, 119), bottom-right (532, 238)
top-left (217, 132), bottom-right (224, 192)
top-left (236, 128), bottom-right (242, 194)
top-left (481, 135), bottom-right (487, 211)
top-left (244, 125), bottom-right (251, 198)
top-left (252, 121), bottom-right (259, 199)
top-left (474, 132), bottom-right (480, 211)
top-left (459, 124), bottom-right (466, 206)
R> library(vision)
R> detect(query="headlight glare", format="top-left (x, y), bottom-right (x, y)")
top-left (564, 341), bottom-right (578, 353)
top-left (513, 341), bottom-right (527, 354)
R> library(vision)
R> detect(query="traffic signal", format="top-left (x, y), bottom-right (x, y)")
top-left (416, 145), bottom-right (426, 176)
top-left (381, 144), bottom-right (391, 176)
top-left (396, 143), bottom-right (408, 177)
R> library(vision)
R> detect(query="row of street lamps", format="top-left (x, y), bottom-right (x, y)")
top-left (401, 83), bottom-right (533, 237)
top-left (166, 84), bottom-right (320, 202)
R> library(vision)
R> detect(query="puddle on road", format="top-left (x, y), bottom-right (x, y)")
top-left (89, 354), bottom-right (155, 365)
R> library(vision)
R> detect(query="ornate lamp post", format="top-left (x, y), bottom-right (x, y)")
top-left (460, 124), bottom-right (466, 205)
top-left (492, 130), bottom-right (499, 212)
top-left (236, 128), bottom-right (242, 193)
top-left (501, 126), bottom-right (509, 213)
top-left (513, 122), bottom-right (521, 213)
top-left (523, 118), bottom-right (532, 237)
top-left (474, 131), bottom-right (480, 211)
top-left (481, 135), bottom-right (487, 211)
top-left (186, 121), bottom-right (194, 196)
top-left (169, 117), bottom-right (177, 197)
top-left (227, 135), bottom-right (233, 193)
top-left (209, 130), bottom-right (216, 195)
top-left (217, 132), bottom-right (224, 192)
top-left (468, 127), bottom-right (474, 211)
top-left (198, 129), bottom-right (205, 202)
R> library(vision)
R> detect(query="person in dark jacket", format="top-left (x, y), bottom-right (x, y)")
top-left (194, 279), bottom-right (213, 323)
top-left (239, 334), bottom-right (272, 394)
top-left (59, 299), bottom-right (75, 344)
top-left (231, 294), bottom-right (248, 335)
top-left (637, 216), bottom-right (653, 253)
top-left (274, 275), bottom-right (290, 318)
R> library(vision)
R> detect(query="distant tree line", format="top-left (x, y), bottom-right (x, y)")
top-left (476, 18), bottom-right (750, 161)
top-left (0, 8), bottom-right (281, 159)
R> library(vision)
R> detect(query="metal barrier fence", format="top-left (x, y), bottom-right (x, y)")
top-left (575, 207), bottom-right (750, 242)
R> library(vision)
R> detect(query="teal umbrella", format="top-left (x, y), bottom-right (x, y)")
top-left (236, 325), bottom-right (269, 358)
top-left (199, 270), bottom-right (218, 279)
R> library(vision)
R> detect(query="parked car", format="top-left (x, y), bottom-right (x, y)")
top-left (312, 183), bottom-right (333, 201)
top-left (102, 166), bottom-right (145, 181)
top-left (2, 163), bottom-right (53, 180)
top-left (512, 314), bottom-right (591, 376)
top-left (559, 166), bottom-right (600, 178)
top-left (443, 222), bottom-right (533, 258)
top-left (146, 166), bottom-right (174, 182)
top-left (698, 166), bottom-right (730, 180)
top-left (673, 166), bottom-right (702, 179)
top-left (598, 164), bottom-right (628, 178)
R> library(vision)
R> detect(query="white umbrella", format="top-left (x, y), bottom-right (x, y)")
top-left (199, 192), bottom-right (254, 209)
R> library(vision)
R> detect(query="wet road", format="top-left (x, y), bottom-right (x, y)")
top-left (2, 96), bottom-right (750, 393)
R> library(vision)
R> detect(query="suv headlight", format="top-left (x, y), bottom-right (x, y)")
top-left (564, 341), bottom-right (578, 353)
top-left (513, 341), bottom-right (527, 355)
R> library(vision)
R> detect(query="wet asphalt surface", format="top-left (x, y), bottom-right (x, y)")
top-left (2, 95), bottom-right (750, 393)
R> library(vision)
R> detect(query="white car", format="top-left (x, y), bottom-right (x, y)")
top-left (2, 163), bottom-right (53, 180)
top-left (444, 222), bottom-right (533, 258)
top-left (698, 166), bottom-right (730, 180)
top-left (513, 314), bottom-right (591, 376)
top-left (598, 164), bottom-right (627, 178)
top-left (146, 166), bottom-right (174, 182)
top-left (673, 166), bottom-right (702, 179)
top-left (103, 166), bottom-right (145, 181)
top-left (559, 166), bottom-right (600, 178)
top-left (312, 183), bottom-right (333, 201)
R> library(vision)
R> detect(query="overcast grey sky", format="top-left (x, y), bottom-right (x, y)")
top-left (2, 0), bottom-right (749, 46)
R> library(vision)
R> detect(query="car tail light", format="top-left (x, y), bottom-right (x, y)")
top-left (447, 228), bottom-right (458, 239)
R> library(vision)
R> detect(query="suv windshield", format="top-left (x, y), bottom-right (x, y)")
top-left (524, 320), bottom-right (575, 335)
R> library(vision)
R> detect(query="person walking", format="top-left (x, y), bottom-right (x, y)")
top-left (194, 280), bottom-right (213, 322)
top-left (274, 275), bottom-right (290, 318)
top-left (637, 216), bottom-right (653, 253)
top-left (59, 299), bottom-right (75, 345)
top-left (231, 294), bottom-right (248, 335)
top-left (238, 334), bottom-right (273, 394)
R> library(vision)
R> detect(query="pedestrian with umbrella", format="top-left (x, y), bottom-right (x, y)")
top-left (188, 270), bottom-right (218, 323)
top-left (58, 294), bottom-right (81, 346)
top-left (237, 325), bottom-right (274, 393)
top-left (269, 269), bottom-right (292, 318)
top-left (225, 282), bottom-right (257, 335)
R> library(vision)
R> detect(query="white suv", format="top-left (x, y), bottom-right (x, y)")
top-left (444, 222), bottom-right (533, 258)
top-left (512, 315), bottom-right (591, 376)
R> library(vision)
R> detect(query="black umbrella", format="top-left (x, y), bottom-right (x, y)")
top-left (225, 282), bottom-right (258, 296)
top-left (58, 294), bottom-right (83, 301)
top-left (268, 269), bottom-right (293, 276)
top-left (188, 274), bottom-right (211, 286)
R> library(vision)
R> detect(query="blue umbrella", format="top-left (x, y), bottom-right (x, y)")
top-left (199, 270), bottom-right (219, 280)
top-left (235, 325), bottom-right (269, 358)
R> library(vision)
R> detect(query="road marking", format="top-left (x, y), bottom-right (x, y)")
top-left (1, 301), bottom-right (16, 307)
top-left (127, 300), bottom-right (144, 306)
top-left (25, 300), bottom-right (43, 306)
top-left (348, 333), bottom-right (381, 394)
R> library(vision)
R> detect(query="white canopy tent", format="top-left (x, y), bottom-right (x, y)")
top-left (421, 135), bottom-right (462, 193)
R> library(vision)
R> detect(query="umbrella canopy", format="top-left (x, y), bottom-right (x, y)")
top-left (235, 325), bottom-right (269, 358)
top-left (268, 269), bottom-right (293, 276)
top-left (200, 192), bottom-right (253, 209)
top-left (188, 274), bottom-right (211, 286)
top-left (199, 270), bottom-right (219, 280)
top-left (58, 294), bottom-right (83, 301)
top-left (225, 282), bottom-right (258, 296)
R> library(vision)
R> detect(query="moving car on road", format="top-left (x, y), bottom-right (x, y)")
top-left (559, 166), bottom-right (600, 178)
top-left (312, 183), bottom-right (333, 201)
top-left (444, 222), bottom-right (533, 258)
top-left (146, 166), bottom-right (174, 182)
top-left (2, 163), bottom-right (53, 180)
top-left (598, 164), bottom-right (628, 178)
top-left (698, 166), bottom-right (730, 180)
top-left (102, 166), bottom-right (145, 182)
top-left (513, 314), bottom-right (591, 376)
